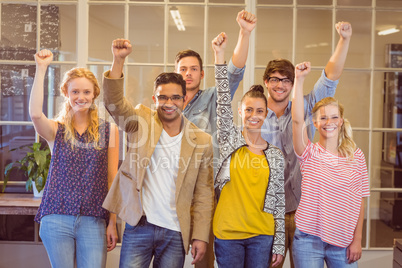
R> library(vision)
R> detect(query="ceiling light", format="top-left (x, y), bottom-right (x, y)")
top-left (170, 7), bottom-right (185, 32)
top-left (378, 28), bottom-right (400, 36)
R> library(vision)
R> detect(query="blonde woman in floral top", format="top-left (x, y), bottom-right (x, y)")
top-left (30, 49), bottom-right (119, 268)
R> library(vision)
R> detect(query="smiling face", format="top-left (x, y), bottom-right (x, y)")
top-left (239, 97), bottom-right (268, 130)
top-left (152, 83), bottom-right (187, 124)
top-left (66, 77), bottom-right (95, 112)
top-left (313, 104), bottom-right (344, 141)
top-left (264, 71), bottom-right (293, 104)
top-left (176, 56), bottom-right (204, 92)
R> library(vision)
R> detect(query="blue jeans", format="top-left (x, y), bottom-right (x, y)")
top-left (119, 216), bottom-right (185, 268)
top-left (292, 228), bottom-right (358, 268)
top-left (39, 214), bottom-right (107, 268)
top-left (214, 235), bottom-right (274, 268)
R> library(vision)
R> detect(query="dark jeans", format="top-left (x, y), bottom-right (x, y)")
top-left (214, 235), bottom-right (274, 268)
top-left (119, 216), bottom-right (185, 268)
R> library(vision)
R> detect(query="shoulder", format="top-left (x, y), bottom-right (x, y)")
top-left (55, 121), bottom-right (65, 131)
top-left (200, 87), bottom-right (216, 97)
top-left (134, 103), bottom-right (154, 116)
top-left (267, 143), bottom-right (284, 158)
top-left (184, 117), bottom-right (212, 143)
top-left (353, 147), bottom-right (367, 162)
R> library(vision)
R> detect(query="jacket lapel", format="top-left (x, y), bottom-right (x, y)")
top-left (137, 111), bottom-right (163, 190)
top-left (175, 118), bottom-right (196, 201)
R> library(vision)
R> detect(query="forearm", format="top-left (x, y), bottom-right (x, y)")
top-left (215, 51), bottom-right (225, 65)
top-left (109, 57), bottom-right (125, 79)
top-left (324, 37), bottom-right (350, 81)
top-left (192, 146), bottom-right (214, 242)
top-left (292, 78), bottom-right (309, 155)
top-left (103, 73), bottom-right (138, 132)
top-left (352, 200), bottom-right (364, 243)
top-left (292, 78), bottom-right (306, 126)
top-left (108, 212), bottom-right (117, 225)
top-left (29, 66), bottom-right (47, 119)
top-left (273, 202), bottom-right (285, 256)
top-left (215, 64), bottom-right (234, 133)
top-left (232, 29), bottom-right (251, 68)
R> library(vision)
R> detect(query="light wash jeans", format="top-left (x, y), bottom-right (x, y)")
top-left (214, 235), bottom-right (274, 268)
top-left (39, 214), bottom-right (107, 268)
top-left (292, 227), bottom-right (358, 268)
top-left (119, 216), bottom-right (185, 268)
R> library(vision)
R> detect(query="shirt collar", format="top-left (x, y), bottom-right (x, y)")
top-left (188, 90), bottom-right (202, 106)
top-left (267, 101), bottom-right (292, 118)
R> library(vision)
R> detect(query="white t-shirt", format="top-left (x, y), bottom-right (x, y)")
top-left (295, 141), bottom-right (370, 248)
top-left (142, 129), bottom-right (183, 232)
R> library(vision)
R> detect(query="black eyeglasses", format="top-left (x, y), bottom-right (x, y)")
top-left (267, 77), bottom-right (293, 86)
top-left (156, 95), bottom-right (185, 102)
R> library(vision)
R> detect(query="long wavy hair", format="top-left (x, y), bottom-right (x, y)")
top-left (55, 67), bottom-right (101, 149)
top-left (312, 97), bottom-right (356, 159)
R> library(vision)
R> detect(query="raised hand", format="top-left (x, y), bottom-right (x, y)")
top-left (212, 32), bottom-right (227, 54)
top-left (34, 49), bottom-right (53, 68)
top-left (237, 10), bottom-right (257, 34)
top-left (335, 21), bottom-right (352, 40)
top-left (295, 61), bottom-right (311, 80)
top-left (212, 32), bottom-right (227, 64)
top-left (109, 39), bottom-right (132, 78)
top-left (111, 38), bottom-right (132, 61)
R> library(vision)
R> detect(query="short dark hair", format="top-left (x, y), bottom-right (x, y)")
top-left (262, 59), bottom-right (295, 84)
top-left (175, 50), bottom-right (203, 72)
top-left (241, 85), bottom-right (268, 107)
top-left (154, 72), bottom-right (186, 96)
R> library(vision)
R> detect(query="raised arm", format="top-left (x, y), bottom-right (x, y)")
top-left (29, 50), bottom-right (58, 142)
top-left (227, 10), bottom-right (256, 99)
top-left (231, 10), bottom-right (257, 68)
top-left (212, 32), bottom-right (227, 65)
top-left (109, 39), bottom-right (132, 79)
top-left (324, 22), bottom-right (352, 81)
top-left (104, 39), bottom-right (139, 133)
top-left (292, 62), bottom-right (311, 156)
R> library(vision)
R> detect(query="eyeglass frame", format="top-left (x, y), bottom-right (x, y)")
top-left (267, 76), bottom-right (293, 86)
top-left (155, 94), bottom-right (185, 102)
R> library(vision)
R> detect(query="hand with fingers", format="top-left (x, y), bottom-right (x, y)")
top-left (295, 61), bottom-right (311, 81)
top-left (191, 239), bottom-right (207, 265)
top-left (347, 239), bottom-right (362, 264)
top-left (34, 49), bottom-right (53, 69)
top-left (237, 9), bottom-right (257, 34)
top-left (111, 38), bottom-right (133, 61)
top-left (212, 32), bottom-right (227, 64)
top-left (335, 21), bottom-right (352, 40)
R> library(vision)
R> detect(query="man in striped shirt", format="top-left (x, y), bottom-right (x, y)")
top-left (261, 21), bottom-right (353, 268)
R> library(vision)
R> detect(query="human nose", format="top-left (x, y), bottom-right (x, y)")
top-left (276, 79), bottom-right (286, 86)
top-left (165, 97), bottom-right (174, 105)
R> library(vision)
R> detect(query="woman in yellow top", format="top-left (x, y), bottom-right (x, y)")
top-left (212, 32), bottom-right (285, 268)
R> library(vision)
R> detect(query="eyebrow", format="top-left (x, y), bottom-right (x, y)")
top-left (180, 65), bottom-right (199, 68)
top-left (245, 106), bottom-right (265, 110)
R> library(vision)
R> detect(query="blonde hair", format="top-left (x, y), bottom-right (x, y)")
top-left (55, 67), bottom-right (101, 149)
top-left (312, 97), bottom-right (356, 159)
